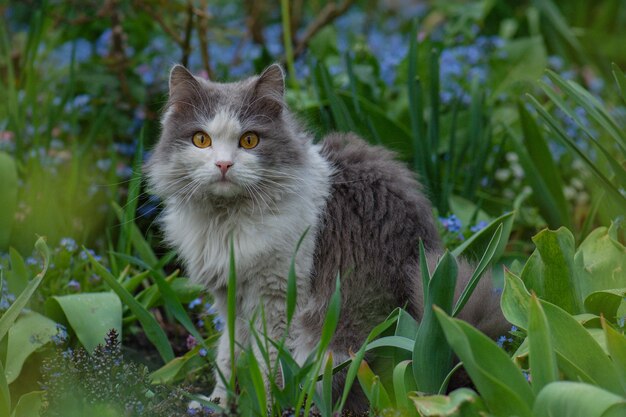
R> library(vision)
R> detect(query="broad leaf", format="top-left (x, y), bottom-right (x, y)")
top-left (533, 382), bottom-right (626, 417)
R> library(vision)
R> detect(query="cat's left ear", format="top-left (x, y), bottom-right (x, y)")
top-left (252, 64), bottom-right (285, 117)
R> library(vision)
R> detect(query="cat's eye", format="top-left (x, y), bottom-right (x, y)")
top-left (192, 131), bottom-right (212, 148)
top-left (239, 132), bottom-right (259, 149)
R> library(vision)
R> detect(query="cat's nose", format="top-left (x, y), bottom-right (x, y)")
top-left (215, 161), bottom-right (234, 175)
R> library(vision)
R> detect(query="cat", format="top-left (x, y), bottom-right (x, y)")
top-left (145, 63), bottom-right (508, 411)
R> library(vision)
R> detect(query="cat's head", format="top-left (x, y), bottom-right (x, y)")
top-left (145, 64), bottom-right (306, 207)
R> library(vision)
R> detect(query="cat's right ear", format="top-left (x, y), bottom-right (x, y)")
top-left (169, 64), bottom-right (198, 94)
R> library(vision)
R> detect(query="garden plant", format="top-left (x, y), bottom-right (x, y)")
top-left (0, 1), bottom-right (625, 416)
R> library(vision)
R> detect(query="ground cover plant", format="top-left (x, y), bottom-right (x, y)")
top-left (1, 0), bottom-right (625, 416)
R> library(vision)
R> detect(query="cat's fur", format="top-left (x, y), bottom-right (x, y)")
top-left (145, 64), bottom-right (508, 410)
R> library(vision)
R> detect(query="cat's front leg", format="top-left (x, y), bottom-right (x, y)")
top-left (209, 327), bottom-right (232, 401)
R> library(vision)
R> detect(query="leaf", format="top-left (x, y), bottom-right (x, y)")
top-left (435, 307), bottom-right (535, 417)
top-left (528, 294), bottom-right (558, 395)
top-left (413, 251), bottom-right (457, 393)
top-left (0, 152), bottom-right (18, 250)
top-left (503, 270), bottom-right (623, 393)
top-left (392, 360), bottom-right (413, 410)
top-left (0, 361), bottom-right (9, 417)
top-left (86, 251), bottom-right (174, 363)
top-left (7, 248), bottom-right (28, 296)
top-left (319, 275), bottom-right (341, 352)
top-left (357, 360), bottom-right (392, 411)
top-left (367, 336), bottom-right (414, 353)
top-left (453, 224), bottom-right (502, 317)
top-left (520, 227), bottom-right (583, 314)
top-left (287, 228), bottom-right (309, 325)
top-left (45, 292), bottom-right (123, 352)
top-left (452, 211), bottom-right (515, 262)
top-left (0, 237), bottom-right (50, 342)
top-left (513, 102), bottom-right (570, 228)
top-left (602, 317), bottom-right (626, 393)
top-left (409, 388), bottom-right (488, 417)
top-left (612, 63), bottom-right (626, 102)
top-left (584, 289), bottom-right (626, 321)
top-left (575, 223), bottom-right (626, 300)
top-left (11, 391), bottom-right (43, 417)
top-left (4, 311), bottom-right (57, 383)
top-left (533, 382), bottom-right (626, 417)
top-left (501, 269), bottom-right (531, 330)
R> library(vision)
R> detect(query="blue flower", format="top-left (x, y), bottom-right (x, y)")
top-left (470, 221), bottom-right (488, 233)
top-left (439, 214), bottom-right (462, 233)
top-left (213, 315), bottom-right (225, 332)
top-left (199, 348), bottom-right (208, 357)
top-left (496, 335), bottom-right (507, 348)
top-left (67, 280), bottom-right (81, 292)
top-left (60, 237), bottom-right (77, 252)
top-left (188, 297), bottom-right (203, 309)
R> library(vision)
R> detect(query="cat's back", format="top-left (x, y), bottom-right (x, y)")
top-left (309, 133), bottom-right (440, 320)
top-left (318, 132), bottom-right (440, 252)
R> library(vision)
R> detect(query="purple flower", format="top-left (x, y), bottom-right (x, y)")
top-left (67, 280), bottom-right (81, 292)
top-left (186, 335), bottom-right (197, 350)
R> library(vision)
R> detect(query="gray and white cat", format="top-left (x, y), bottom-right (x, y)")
top-left (145, 64), bottom-right (508, 409)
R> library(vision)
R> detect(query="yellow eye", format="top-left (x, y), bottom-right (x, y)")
top-left (192, 131), bottom-right (211, 148)
top-left (239, 132), bottom-right (259, 149)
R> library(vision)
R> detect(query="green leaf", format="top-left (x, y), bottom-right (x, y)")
top-left (584, 289), bottom-right (626, 321)
top-left (357, 360), bottom-right (392, 411)
top-left (11, 391), bottom-right (43, 417)
top-left (513, 102), bottom-right (569, 228)
top-left (5, 311), bottom-right (57, 383)
top-left (287, 228), bottom-right (309, 325)
top-left (504, 270), bottom-right (623, 393)
top-left (0, 237), bottom-right (50, 342)
top-left (227, 236), bottom-right (237, 391)
top-left (520, 227), bottom-right (583, 314)
top-left (0, 361), bottom-right (10, 417)
top-left (320, 352), bottom-right (334, 417)
top-left (413, 251), bottom-right (457, 393)
top-left (453, 224), bottom-right (502, 317)
top-left (319, 275), bottom-right (341, 352)
top-left (0, 152), bottom-right (18, 250)
top-left (45, 293), bottom-right (122, 353)
top-left (367, 336), bottom-right (414, 353)
top-left (452, 211), bottom-right (515, 262)
top-left (86, 251), bottom-right (174, 363)
top-left (409, 388), bottom-right (488, 417)
top-left (612, 63), bottom-right (626, 102)
top-left (602, 318), bottom-right (626, 393)
top-left (392, 360), bottom-right (413, 410)
top-left (575, 223), bottom-right (626, 300)
top-left (501, 269), bottom-right (531, 330)
top-left (7, 248), bottom-right (28, 296)
top-left (435, 307), bottom-right (534, 417)
top-left (528, 294), bottom-right (558, 395)
top-left (533, 382), bottom-right (626, 417)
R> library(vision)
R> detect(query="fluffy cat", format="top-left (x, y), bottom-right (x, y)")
top-left (145, 64), bottom-right (508, 410)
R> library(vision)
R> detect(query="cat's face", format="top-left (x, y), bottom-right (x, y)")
top-left (146, 64), bottom-right (305, 206)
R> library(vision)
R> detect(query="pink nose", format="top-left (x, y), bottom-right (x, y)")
top-left (215, 161), bottom-right (233, 175)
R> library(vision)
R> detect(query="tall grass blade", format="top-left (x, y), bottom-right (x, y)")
top-left (0, 237), bottom-right (50, 342)
top-left (452, 224), bottom-right (502, 317)
top-left (87, 251), bottom-right (174, 363)
top-left (287, 228), bottom-right (309, 325)
top-left (227, 236), bottom-right (237, 392)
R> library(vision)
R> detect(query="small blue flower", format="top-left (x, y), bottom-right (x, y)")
top-left (199, 348), bottom-right (208, 357)
top-left (60, 237), bottom-right (77, 252)
top-left (188, 297), bottom-right (203, 309)
top-left (470, 221), bottom-right (488, 233)
top-left (187, 406), bottom-right (199, 416)
top-left (213, 315), bottom-right (225, 332)
top-left (496, 335), bottom-right (507, 348)
top-left (67, 280), bottom-right (81, 292)
top-left (439, 214), bottom-right (462, 233)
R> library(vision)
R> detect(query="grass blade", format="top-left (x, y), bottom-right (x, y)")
top-left (0, 237), bottom-right (50, 342)
top-left (452, 224), bottom-right (502, 317)
top-left (86, 251), bottom-right (174, 363)
top-left (528, 294), bottom-right (558, 395)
